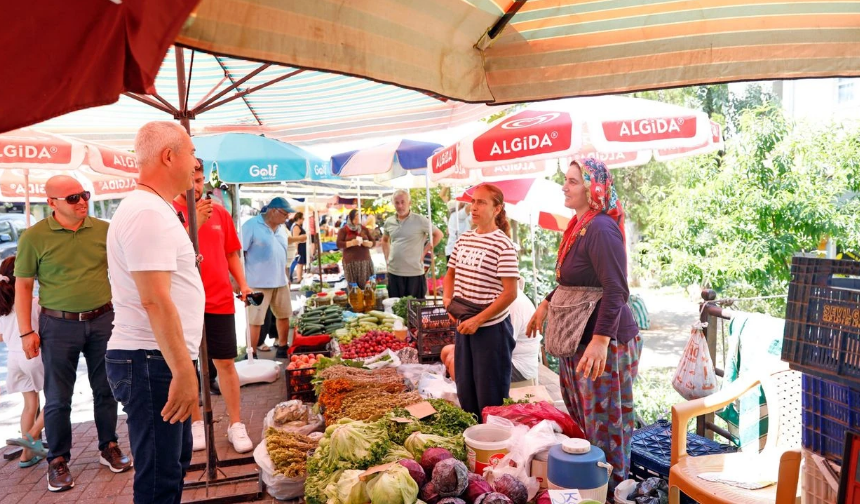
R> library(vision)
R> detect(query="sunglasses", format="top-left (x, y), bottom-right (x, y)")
top-left (49, 191), bottom-right (91, 204)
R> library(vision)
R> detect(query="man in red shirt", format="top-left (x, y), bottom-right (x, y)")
top-left (173, 161), bottom-right (255, 453)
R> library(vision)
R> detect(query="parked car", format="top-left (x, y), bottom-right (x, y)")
top-left (0, 214), bottom-right (35, 259)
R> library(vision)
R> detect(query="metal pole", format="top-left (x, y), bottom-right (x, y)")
top-left (530, 213), bottom-right (538, 304)
top-left (425, 175), bottom-right (435, 295)
top-left (315, 188), bottom-right (323, 287)
top-left (24, 169), bottom-right (30, 227)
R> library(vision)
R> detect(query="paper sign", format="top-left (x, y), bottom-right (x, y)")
top-left (508, 385), bottom-right (554, 404)
top-left (405, 401), bottom-right (437, 419)
top-left (548, 488), bottom-right (584, 504)
top-left (359, 462), bottom-right (395, 481)
top-left (390, 417), bottom-right (414, 424)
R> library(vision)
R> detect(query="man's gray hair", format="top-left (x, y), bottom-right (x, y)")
top-left (392, 189), bottom-right (410, 202)
top-left (134, 121), bottom-right (186, 167)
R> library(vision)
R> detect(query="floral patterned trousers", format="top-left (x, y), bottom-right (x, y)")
top-left (559, 334), bottom-right (643, 495)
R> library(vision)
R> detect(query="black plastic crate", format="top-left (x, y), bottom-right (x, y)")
top-left (631, 419), bottom-right (738, 481)
top-left (781, 257), bottom-right (860, 389)
top-left (407, 298), bottom-right (454, 333)
top-left (802, 373), bottom-right (860, 465)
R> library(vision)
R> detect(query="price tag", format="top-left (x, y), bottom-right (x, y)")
top-left (547, 489), bottom-right (584, 504)
top-left (405, 401), bottom-right (437, 419)
top-left (359, 462), bottom-right (396, 481)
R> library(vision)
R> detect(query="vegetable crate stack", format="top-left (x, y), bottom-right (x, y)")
top-left (407, 298), bottom-right (455, 363)
top-left (285, 351), bottom-right (331, 402)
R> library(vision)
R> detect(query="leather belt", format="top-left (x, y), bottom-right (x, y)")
top-left (43, 303), bottom-right (113, 322)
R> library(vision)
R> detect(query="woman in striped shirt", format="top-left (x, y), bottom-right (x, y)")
top-left (443, 184), bottom-right (519, 419)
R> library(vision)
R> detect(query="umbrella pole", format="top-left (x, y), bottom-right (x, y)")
top-left (425, 174), bottom-right (435, 296)
top-left (24, 169), bottom-right (30, 227)
top-left (315, 188), bottom-right (323, 288)
top-left (530, 213), bottom-right (538, 304)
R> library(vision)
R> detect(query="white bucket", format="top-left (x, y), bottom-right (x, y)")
top-left (463, 424), bottom-right (511, 473)
top-left (614, 479), bottom-right (637, 504)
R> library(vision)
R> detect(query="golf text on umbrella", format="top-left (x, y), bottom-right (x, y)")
top-left (473, 111), bottom-right (572, 162)
top-left (249, 164), bottom-right (278, 180)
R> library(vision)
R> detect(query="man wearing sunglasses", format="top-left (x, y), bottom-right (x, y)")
top-left (14, 175), bottom-right (131, 492)
top-left (240, 197), bottom-right (294, 359)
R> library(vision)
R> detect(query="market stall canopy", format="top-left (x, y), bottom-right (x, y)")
top-left (331, 139), bottom-right (443, 188)
top-left (2, 0), bottom-right (199, 133)
top-left (175, 0), bottom-right (860, 105)
top-left (24, 48), bottom-right (497, 149)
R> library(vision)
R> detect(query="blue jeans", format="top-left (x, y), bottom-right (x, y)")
top-left (106, 350), bottom-right (192, 504)
top-left (39, 311), bottom-right (118, 462)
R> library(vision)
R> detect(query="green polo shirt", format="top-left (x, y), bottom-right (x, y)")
top-left (14, 215), bottom-right (111, 312)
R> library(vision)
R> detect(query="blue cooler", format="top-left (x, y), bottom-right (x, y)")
top-left (547, 438), bottom-right (612, 502)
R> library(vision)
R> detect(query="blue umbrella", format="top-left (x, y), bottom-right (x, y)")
top-left (331, 139), bottom-right (442, 178)
top-left (193, 133), bottom-right (330, 184)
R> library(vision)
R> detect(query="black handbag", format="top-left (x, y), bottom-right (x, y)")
top-left (446, 297), bottom-right (489, 323)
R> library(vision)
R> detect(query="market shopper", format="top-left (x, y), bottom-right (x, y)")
top-left (382, 189), bottom-right (443, 299)
top-left (0, 256), bottom-right (48, 469)
top-left (442, 184), bottom-right (519, 419)
top-left (15, 174), bottom-right (131, 492)
top-left (526, 159), bottom-right (642, 494)
top-left (174, 162), bottom-right (255, 454)
top-left (445, 202), bottom-right (472, 263)
top-left (441, 277), bottom-right (541, 383)
top-left (289, 212), bottom-right (308, 283)
top-left (337, 209), bottom-right (376, 286)
top-left (241, 197), bottom-right (294, 359)
top-left (106, 121), bottom-right (204, 503)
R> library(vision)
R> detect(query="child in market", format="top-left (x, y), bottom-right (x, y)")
top-left (0, 255), bottom-right (47, 467)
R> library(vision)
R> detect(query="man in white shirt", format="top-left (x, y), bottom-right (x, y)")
top-left (445, 202), bottom-right (472, 262)
top-left (105, 121), bottom-right (205, 503)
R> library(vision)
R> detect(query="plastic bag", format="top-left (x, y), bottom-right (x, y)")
top-left (263, 402), bottom-right (324, 437)
top-left (360, 349), bottom-right (402, 369)
top-left (482, 402), bottom-right (585, 439)
top-left (417, 372), bottom-right (459, 405)
top-left (671, 325), bottom-right (717, 400)
top-left (397, 363), bottom-right (447, 388)
top-left (253, 441), bottom-right (306, 500)
top-left (483, 419), bottom-right (561, 501)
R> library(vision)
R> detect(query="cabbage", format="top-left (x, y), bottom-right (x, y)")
top-left (431, 458), bottom-right (468, 497)
top-left (398, 458), bottom-right (427, 488)
top-left (336, 470), bottom-right (369, 504)
top-left (420, 447), bottom-right (454, 475)
top-left (404, 432), bottom-right (466, 461)
top-left (304, 468), bottom-right (344, 504)
top-left (367, 464), bottom-right (419, 504)
top-left (534, 491), bottom-right (551, 504)
top-left (465, 473), bottom-right (493, 503)
top-left (383, 444), bottom-right (415, 464)
top-left (420, 481), bottom-right (441, 504)
top-left (474, 493), bottom-right (513, 504)
top-left (324, 419), bottom-right (391, 470)
top-left (438, 499), bottom-right (467, 504)
top-left (491, 475), bottom-right (527, 504)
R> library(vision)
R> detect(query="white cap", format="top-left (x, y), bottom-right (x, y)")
top-left (561, 438), bottom-right (591, 455)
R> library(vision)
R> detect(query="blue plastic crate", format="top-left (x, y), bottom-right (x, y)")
top-left (802, 373), bottom-right (860, 465)
top-left (631, 419), bottom-right (738, 480)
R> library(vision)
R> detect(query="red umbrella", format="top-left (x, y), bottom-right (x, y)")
top-left (457, 178), bottom-right (571, 232)
top-left (1, 0), bottom-right (200, 134)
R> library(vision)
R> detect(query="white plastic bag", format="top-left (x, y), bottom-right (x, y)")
top-left (253, 441), bottom-right (306, 501)
top-left (397, 363), bottom-right (447, 389)
top-left (360, 349), bottom-right (402, 369)
top-left (262, 402), bottom-right (324, 437)
top-left (416, 372), bottom-right (459, 405)
top-left (483, 419), bottom-right (559, 500)
top-left (672, 325), bottom-right (717, 400)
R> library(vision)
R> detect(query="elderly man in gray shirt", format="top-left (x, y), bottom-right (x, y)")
top-left (381, 189), bottom-right (443, 299)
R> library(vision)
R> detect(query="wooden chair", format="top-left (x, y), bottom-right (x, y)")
top-left (669, 368), bottom-right (803, 504)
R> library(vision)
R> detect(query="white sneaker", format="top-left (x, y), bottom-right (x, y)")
top-left (191, 421), bottom-right (206, 451)
top-left (227, 422), bottom-right (253, 453)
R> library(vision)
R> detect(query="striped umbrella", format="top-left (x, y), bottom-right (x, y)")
top-left (331, 139), bottom-right (443, 188)
top-left (176, 0), bottom-right (860, 105)
top-left (430, 96), bottom-right (720, 182)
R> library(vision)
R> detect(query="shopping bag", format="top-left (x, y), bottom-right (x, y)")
top-left (671, 325), bottom-right (717, 400)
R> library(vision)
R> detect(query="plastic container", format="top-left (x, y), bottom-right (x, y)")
top-left (531, 448), bottom-right (550, 489)
top-left (348, 283), bottom-right (364, 312)
top-left (375, 285), bottom-right (388, 311)
top-left (802, 373), bottom-right (860, 465)
top-left (547, 439), bottom-right (612, 503)
top-left (363, 281), bottom-right (376, 314)
top-left (802, 448), bottom-right (839, 504)
top-left (463, 424), bottom-right (511, 474)
top-left (314, 291), bottom-right (333, 306)
top-left (332, 290), bottom-right (349, 309)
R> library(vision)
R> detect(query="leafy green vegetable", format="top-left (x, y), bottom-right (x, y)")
top-left (391, 296), bottom-right (415, 320)
top-left (367, 464), bottom-right (420, 504)
top-left (385, 398), bottom-right (476, 449)
top-left (336, 470), bottom-right (369, 504)
top-left (320, 251), bottom-right (343, 264)
top-left (502, 394), bottom-right (533, 406)
top-left (304, 468), bottom-right (343, 504)
top-left (404, 432), bottom-right (466, 462)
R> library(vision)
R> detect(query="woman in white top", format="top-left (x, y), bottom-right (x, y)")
top-left (0, 255), bottom-right (47, 467)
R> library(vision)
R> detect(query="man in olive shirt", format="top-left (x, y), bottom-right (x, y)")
top-left (15, 175), bottom-right (131, 493)
top-left (382, 189), bottom-right (443, 299)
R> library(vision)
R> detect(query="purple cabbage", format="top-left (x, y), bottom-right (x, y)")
top-left (398, 458), bottom-right (426, 488)
top-left (465, 473), bottom-right (493, 503)
top-left (421, 481), bottom-right (441, 504)
top-left (438, 499), bottom-right (467, 504)
top-left (420, 447), bottom-right (454, 476)
top-left (535, 490), bottom-right (551, 504)
top-left (431, 458), bottom-right (469, 497)
top-left (491, 475), bottom-right (528, 504)
top-left (474, 493), bottom-right (513, 504)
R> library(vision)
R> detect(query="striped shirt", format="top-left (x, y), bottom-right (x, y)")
top-left (449, 229), bottom-right (519, 327)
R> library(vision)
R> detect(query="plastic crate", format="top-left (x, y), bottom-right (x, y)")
top-left (285, 350), bottom-right (331, 402)
top-left (802, 448), bottom-right (840, 504)
top-left (407, 298), bottom-right (453, 332)
top-left (631, 419), bottom-right (738, 481)
top-left (781, 257), bottom-right (860, 389)
top-left (802, 373), bottom-right (860, 465)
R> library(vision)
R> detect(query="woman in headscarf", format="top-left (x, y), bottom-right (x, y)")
top-left (337, 208), bottom-right (376, 287)
top-left (527, 159), bottom-right (642, 493)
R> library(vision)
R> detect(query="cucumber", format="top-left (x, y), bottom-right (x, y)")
top-left (368, 310), bottom-right (387, 319)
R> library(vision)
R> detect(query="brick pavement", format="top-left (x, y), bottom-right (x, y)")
top-left (1, 366), bottom-right (287, 504)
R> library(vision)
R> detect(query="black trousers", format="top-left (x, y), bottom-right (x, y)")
top-left (40, 311), bottom-right (119, 462)
top-left (454, 316), bottom-right (515, 420)
top-left (388, 273), bottom-right (426, 299)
